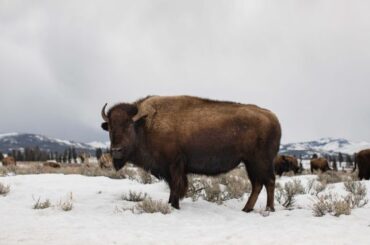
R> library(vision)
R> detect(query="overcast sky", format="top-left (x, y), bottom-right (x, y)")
top-left (0, 0), bottom-right (370, 144)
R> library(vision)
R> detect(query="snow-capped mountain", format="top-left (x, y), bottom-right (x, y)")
top-left (1, 133), bottom-right (369, 158)
top-left (280, 137), bottom-right (370, 158)
top-left (0, 133), bottom-right (109, 154)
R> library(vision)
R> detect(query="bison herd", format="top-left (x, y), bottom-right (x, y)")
top-left (99, 95), bottom-right (370, 213)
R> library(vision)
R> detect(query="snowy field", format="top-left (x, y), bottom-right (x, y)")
top-left (1, 173), bottom-right (370, 245)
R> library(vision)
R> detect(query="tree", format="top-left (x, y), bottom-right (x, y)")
top-left (0, 152), bottom-right (4, 161)
top-left (338, 152), bottom-right (343, 168)
top-left (62, 149), bottom-right (68, 163)
top-left (345, 154), bottom-right (353, 167)
top-left (95, 148), bottom-right (103, 160)
top-left (72, 147), bottom-right (77, 163)
top-left (67, 148), bottom-right (72, 163)
top-left (333, 157), bottom-right (338, 171)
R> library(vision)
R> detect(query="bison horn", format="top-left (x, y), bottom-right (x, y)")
top-left (101, 103), bottom-right (109, 122)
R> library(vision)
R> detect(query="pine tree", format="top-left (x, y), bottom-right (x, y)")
top-left (345, 154), bottom-right (353, 167)
top-left (338, 152), bottom-right (343, 168)
top-left (333, 157), bottom-right (338, 171)
top-left (95, 148), bottom-right (103, 160)
top-left (0, 152), bottom-right (4, 161)
top-left (72, 147), bottom-right (77, 163)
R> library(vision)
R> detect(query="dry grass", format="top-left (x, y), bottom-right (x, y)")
top-left (121, 191), bottom-right (148, 202)
top-left (343, 180), bottom-right (368, 208)
top-left (312, 180), bottom-right (368, 217)
top-left (58, 193), bottom-right (73, 211)
top-left (186, 166), bottom-right (251, 204)
top-left (0, 162), bottom-right (159, 182)
top-left (135, 198), bottom-right (171, 214)
top-left (33, 197), bottom-right (51, 209)
top-left (317, 171), bottom-right (346, 185)
top-left (312, 194), bottom-right (351, 217)
top-left (0, 182), bottom-right (10, 196)
top-left (275, 179), bottom-right (306, 209)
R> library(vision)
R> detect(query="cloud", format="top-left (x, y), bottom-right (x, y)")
top-left (0, 0), bottom-right (370, 143)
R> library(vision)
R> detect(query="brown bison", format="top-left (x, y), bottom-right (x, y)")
top-left (274, 155), bottom-right (300, 176)
top-left (353, 149), bottom-right (370, 180)
top-left (43, 161), bottom-right (61, 168)
top-left (2, 156), bottom-right (16, 167)
top-left (310, 155), bottom-right (330, 173)
top-left (101, 95), bottom-right (281, 212)
top-left (99, 153), bottom-right (113, 169)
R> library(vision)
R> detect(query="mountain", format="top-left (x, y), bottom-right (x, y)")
top-left (1, 133), bottom-right (369, 159)
top-left (279, 137), bottom-right (370, 158)
top-left (0, 133), bottom-right (109, 154)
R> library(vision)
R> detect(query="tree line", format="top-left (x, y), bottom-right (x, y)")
top-left (0, 147), bottom-right (109, 163)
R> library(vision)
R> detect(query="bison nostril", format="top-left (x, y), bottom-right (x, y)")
top-left (111, 147), bottom-right (122, 152)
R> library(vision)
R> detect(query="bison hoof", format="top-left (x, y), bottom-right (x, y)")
top-left (171, 203), bottom-right (180, 209)
top-left (266, 207), bottom-right (275, 212)
top-left (242, 208), bottom-right (253, 213)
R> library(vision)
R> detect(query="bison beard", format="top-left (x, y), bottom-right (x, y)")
top-left (101, 95), bottom-right (281, 212)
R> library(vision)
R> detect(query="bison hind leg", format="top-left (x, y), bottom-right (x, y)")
top-left (243, 158), bottom-right (275, 212)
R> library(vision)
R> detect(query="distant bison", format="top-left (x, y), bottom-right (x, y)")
top-left (43, 161), bottom-right (61, 168)
top-left (99, 153), bottom-right (112, 169)
top-left (274, 155), bottom-right (300, 176)
top-left (2, 156), bottom-right (16, 167)
top-left (101, 95), bottom-right (281, 212)
top-left (310, 155), bottom-right (330, 173)
top-left (353, 149), bottom-right (370, 180)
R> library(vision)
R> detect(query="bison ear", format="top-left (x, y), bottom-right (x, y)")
top-left (101, 122), bottom-right (108, 131)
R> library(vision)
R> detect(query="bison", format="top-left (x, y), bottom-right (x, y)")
top-left (101, 95), bottom-right (281, 212)
top-left (2, 156), bottom-right (16, 167)
top-left (353, 149), bottom-right (370, 180)
top-left (274, 155), bottom-right (300, 176)
top-left (310, 155), bottom-right (330, 173)
top-left (43, 161), bottom-right (61, 168)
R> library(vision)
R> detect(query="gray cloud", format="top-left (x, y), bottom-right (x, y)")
top-left (1, 0), bottom-right (370, 143)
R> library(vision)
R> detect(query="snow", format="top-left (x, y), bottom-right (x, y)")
top-left (0, 132), bottom-right (19, 139)
top-left (87, 141), bottom-right (110, 149)
top-left (283, 137), bottom-right (370, 155)
top-left (1, 174), bottom-right (370, 245)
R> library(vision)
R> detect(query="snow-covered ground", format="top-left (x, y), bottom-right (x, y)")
top-left (1, 174), bottom-right (370, 245)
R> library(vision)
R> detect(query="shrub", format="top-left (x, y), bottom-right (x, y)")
top-left (59, 192), bottom-right (73, 211)
top-left (275, 179), bottom-right (306, 209)
top-left (318, 171), bottom-right (343, 184)
top-left (312, 182), bottom-right (327, 196)
top-left (306, 179), bottom-right (316, 193)
top-left (344, 180), bottom-right (368, 208)
top-left (0, 182), bottom-right (10, 196)
top-left (186, 168), bottom-right (251, 204)
top-left (312, 194), bottom-right (351, 217)
top-left (33, 197), bottom-right (51, 209)
top-left (122, 191), bottom-right (147, 202)
top-left (282, 171), bottom-right (295, 177)
top-left (136, 168), bottom-right (155, 184)
top-left (135, 198), bottom-right (171, 214)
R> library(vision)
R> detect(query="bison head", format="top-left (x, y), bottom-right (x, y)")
top-left (101, 103), bottom-right (146, 171)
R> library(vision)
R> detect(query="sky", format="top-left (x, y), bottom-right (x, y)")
top-left (0, 0), bottom-right (370, 144)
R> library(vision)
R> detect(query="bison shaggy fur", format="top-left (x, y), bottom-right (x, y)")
top-left (101, 95), bottom-right (281, 212)
top-left (353, 149), bottom-right (370, 180)
top-left (274, 155), bottom-right (300, 176)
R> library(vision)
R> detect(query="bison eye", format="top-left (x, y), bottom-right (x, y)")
top-left (101, 122), bottom-right (109, 131)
